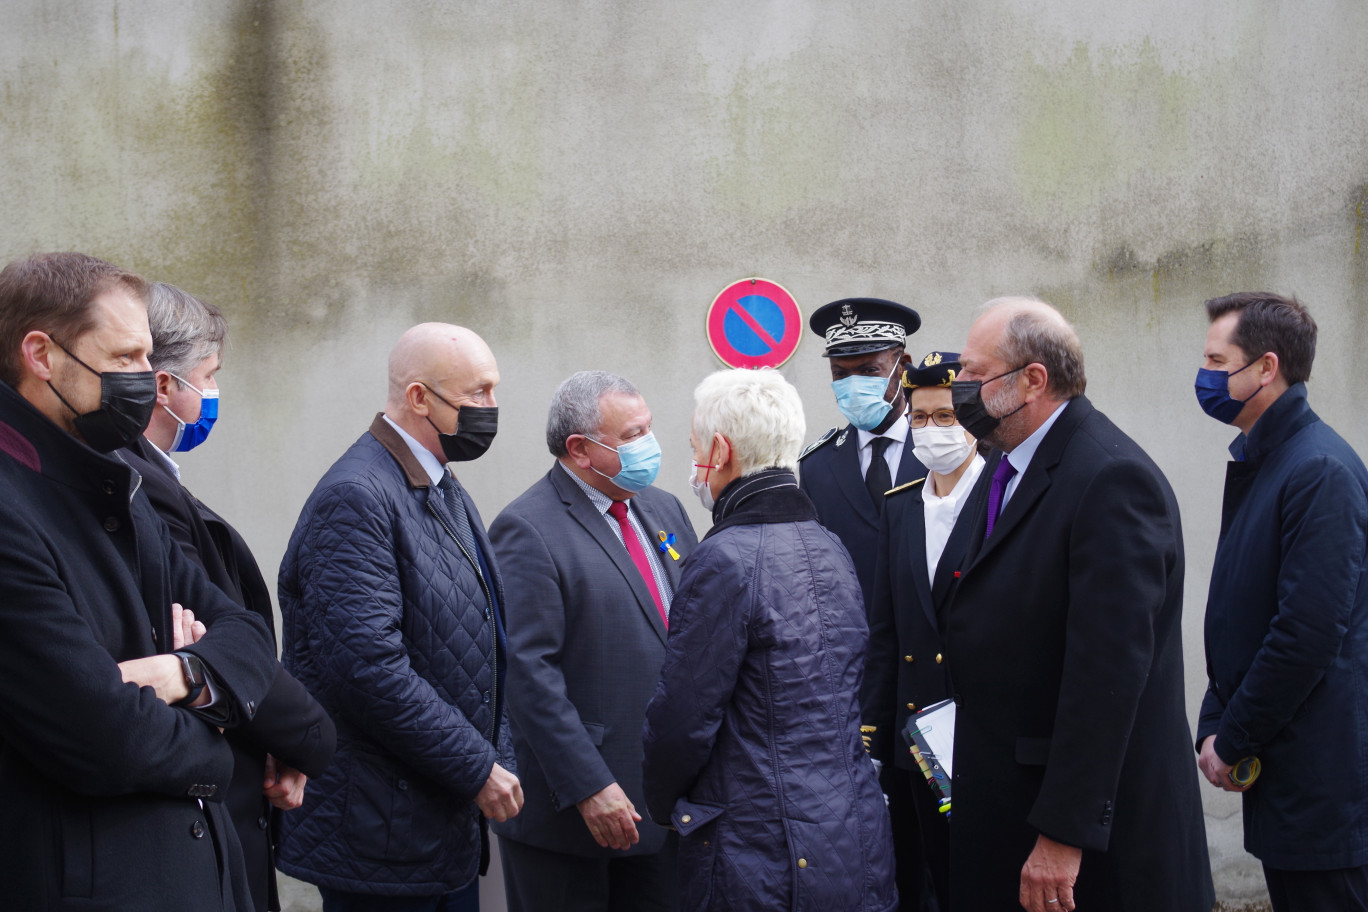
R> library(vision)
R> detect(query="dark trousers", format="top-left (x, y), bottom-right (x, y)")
top-left (1264, 863), bottom-right (1368, 912)
top-left (904, 768), bottom-right (950, 911)
top-left (882, 763), bottom-right (932, 911)
top-left (317, 881), bottom-right (479, 912)
top-left (500, 833), bottom-right (679, 912)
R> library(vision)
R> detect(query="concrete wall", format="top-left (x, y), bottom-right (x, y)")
top-left (4, 2), bottom-right (1367, 908)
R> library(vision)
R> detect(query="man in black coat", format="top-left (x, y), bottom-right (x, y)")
top-left (491, 370), bottom-right (697, 911)
top-left (943, 297), bottom-right (1213, 912)
top-left (0, 252), bottom-right (277, 911)
top-left (1194, 293), bottom-right (1368, 910)
top-left (797, 297), bottom-right (929, 908)
top-left (120, 281), bottom-right (336, 912)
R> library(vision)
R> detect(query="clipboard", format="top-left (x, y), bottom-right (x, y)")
top-left (902, 697), bottom-right (955, 817)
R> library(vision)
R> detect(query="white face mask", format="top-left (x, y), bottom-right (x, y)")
top-left (689, 464), bottom-right (716, 511)
top-left (911, 424), bottom-right (974, 474)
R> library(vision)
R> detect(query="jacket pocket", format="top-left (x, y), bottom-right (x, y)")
top-left (673, 799), bottom-right (724, 910)
top-left (583, 721), bottom-right (605, 746)
top-left (343, 752), bottom-right (443, 864)
top-left (1015, 736), bottom-right (1052, 766)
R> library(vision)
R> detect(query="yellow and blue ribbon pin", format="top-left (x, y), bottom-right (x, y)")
top-left (657, 531), bottom-right (680, 560)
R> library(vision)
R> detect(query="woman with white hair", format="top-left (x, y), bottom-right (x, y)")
top-left (641, 368), bottom-right (896, 912)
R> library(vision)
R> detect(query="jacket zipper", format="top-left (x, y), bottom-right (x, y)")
top-left (427, 499), bottom-right (500, 744)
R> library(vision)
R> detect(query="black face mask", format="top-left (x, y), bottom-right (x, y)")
top-left (950, 365), bottom-right (1027, 442)
top-left (422, 384), bottom-right (498, 462)
top-left (48, 342), bottom-right (157, 453)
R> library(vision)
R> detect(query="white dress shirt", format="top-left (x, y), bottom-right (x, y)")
top-left (856, 415), bottom-right (909, 481)
top-left (924, 453), bottom-right (986, 583)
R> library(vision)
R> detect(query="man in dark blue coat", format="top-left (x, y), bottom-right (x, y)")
top-left (1195, 292), bottom-right (1368, 911)
top-left (277, 323), bottom-right (521, 912)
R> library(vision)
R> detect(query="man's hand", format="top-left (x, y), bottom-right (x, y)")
top-left (577, 782), bottom-right (642, 850)
top-left (1198, 735), bottom-right (1251, 792)
top-left (118, 654), bottom-right (191, 705)
top-left (1019, 833), bottom-right (1081, 912)
top-left (171, 602), bottom-right (206, 650)
top-left (262, 754), bottom-right (308, 810)
top-left (475, 763), bottom-right (523, 822)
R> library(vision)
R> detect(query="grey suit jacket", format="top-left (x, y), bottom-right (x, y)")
top-left (489, 465), bottom-right (698, 857)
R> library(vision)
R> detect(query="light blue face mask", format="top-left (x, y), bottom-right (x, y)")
top-left (831, 359), bottom-right (902, 431)
top-left (165, 375), bottom-right (220, 452)
top-left (588, 431), bottom-right (662, 493)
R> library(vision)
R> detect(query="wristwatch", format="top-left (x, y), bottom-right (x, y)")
top-left (172, 651), bottom-right (207, 707)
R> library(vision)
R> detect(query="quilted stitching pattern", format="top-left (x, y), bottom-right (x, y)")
top-left (644, 518), bottom-right (896, 911)
top-left (276, 432), bottom-right (513, 895)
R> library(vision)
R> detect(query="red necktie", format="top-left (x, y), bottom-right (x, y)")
top-left (607, 501), bottom-right (668, 628)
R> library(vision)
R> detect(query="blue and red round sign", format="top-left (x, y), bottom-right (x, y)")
top-left (706, 278), bottom-right (802, 369)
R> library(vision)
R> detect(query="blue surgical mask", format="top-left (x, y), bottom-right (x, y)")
top-left (588, 431), bottom-right (662, 493)
top-left (165, 374), bottom-right (220, 452)
top-left (831, 359), bottom-right (902, 431)
top-left (1194, 361), bottom-right (1260, 425)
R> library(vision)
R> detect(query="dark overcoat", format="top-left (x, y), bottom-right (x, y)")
top-left (944, 397), bottom-right (1214, 911)
top-left (490, 466), bottom-right (697, 857)
top-left (797, 424), bottom-right (924, 614)
top-left (642, 472), bottom-right (896, 912)
top-left (1197, 383), bottom-right (1368, 870)
top-left (277, 415), bottom-right (515, 896)
top-left (123, 435), bottom-right (337, 911)
top-left (0, 380), bottom-right (277, 911)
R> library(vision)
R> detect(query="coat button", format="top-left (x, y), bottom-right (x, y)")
top-left (190, 820), bottom-right (205, 839)
top-left (798, 858), bottom-right (807, 869)
top-left (397, 780), bottom-right (409, 791)
top-left (103, 517), bottom-right (120, 532)
top-left (103, 480), bottom-right (116, 494)
top-left (935, 653), bottom-right (944, 664)
top-left (906, 703), bottom-right (916, 712)
top-left (681, 814), bottom-right (692, 824)
top-left (703, 839), bottom-right (710, 847)
top-left (247, 701), bottom-right (256, 716)
top-left (258, 816), bottom-right (269, 830)
top-left (904, 655), bottom-right (914, 663)
top-left (482, 691), bottom-right (490, 704)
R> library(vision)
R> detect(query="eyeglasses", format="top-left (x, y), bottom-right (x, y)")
top-left (908, 409), bottom-right (958, 429)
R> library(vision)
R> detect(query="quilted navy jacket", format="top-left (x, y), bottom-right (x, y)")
top-left (642, 470), bottom-right (896, 912)
top-left (277, 415), bottom-right (514, 895)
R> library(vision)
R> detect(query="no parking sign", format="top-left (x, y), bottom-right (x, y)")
top-left (705, 278), bottom-right (802, 369)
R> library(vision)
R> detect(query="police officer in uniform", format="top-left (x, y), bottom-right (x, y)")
top-left (798, 297), bottom-right (927, 908)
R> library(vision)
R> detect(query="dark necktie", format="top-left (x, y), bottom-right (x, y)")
top-left (607, 500), bottom-right (667, 628)
top-left (865, 437), bottom-right (893, 511)
top-left (436, 472), bottom-right (479, 561)
top-left (984, 456), bottom-right (1018, 540)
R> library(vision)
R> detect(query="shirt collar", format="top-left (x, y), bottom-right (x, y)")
top-left (856, 412), bottom-right (910, 449)
top-left (145, 438), bottom-right (182, 482)
top-left (382, 414), bottom-right (446, 486)
top-left (558, 460), bottom-right (615, 515)
top-left (1005, 400), bottom-right (1069, 477)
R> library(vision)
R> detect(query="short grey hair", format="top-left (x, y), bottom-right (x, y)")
top-left (984, 296), bottom-right (1087, 399)
top-left (145, 282), bottom-right (228, 384)
top-left (692, 369), bottom-right (805, 476)
top-left (546, 370), bottom-right (641, 457)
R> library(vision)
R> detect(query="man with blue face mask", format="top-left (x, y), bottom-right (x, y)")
top-left (797, 296), bottom-right (926, 909)
top-left (1195, 292), bottom-right (1368, 912)
top-left (121, 283), bottom-right (336, 912)
top-left (489, 371), bottom-right (697, 912)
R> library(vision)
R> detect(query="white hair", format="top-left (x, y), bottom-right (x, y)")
top-left (692, 368), bottom-right (805, 476)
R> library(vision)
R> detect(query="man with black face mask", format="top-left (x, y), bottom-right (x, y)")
top-left (0, 252), bottom-right (277, 911)
top-left (942, 296), bottom-right (1213, 912)
top-left (278, 323), bottom-right (521, 912)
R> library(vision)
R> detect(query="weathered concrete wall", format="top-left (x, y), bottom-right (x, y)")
top-left (4, 2), bottom-right (1367, 908)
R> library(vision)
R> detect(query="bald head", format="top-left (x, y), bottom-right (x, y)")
top-left (384, 323), bottom-right (500, 459)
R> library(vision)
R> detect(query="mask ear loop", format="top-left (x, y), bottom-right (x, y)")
top-left (693, 440), bottom-right (718, 483)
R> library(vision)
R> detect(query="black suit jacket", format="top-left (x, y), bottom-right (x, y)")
top-left (798, 424), bottom-right (925, 613)
top-left (860, 476), bottom-right (976, 771)
top-left (123, 437), bottom-right (336, 912)
top-left (489, 466), bottom-right (697, 858)
top-left (942, 398), bottom-right (1213, 911)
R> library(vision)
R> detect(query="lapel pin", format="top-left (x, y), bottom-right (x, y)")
top-left (657, 531), bottom-right (680, 561)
